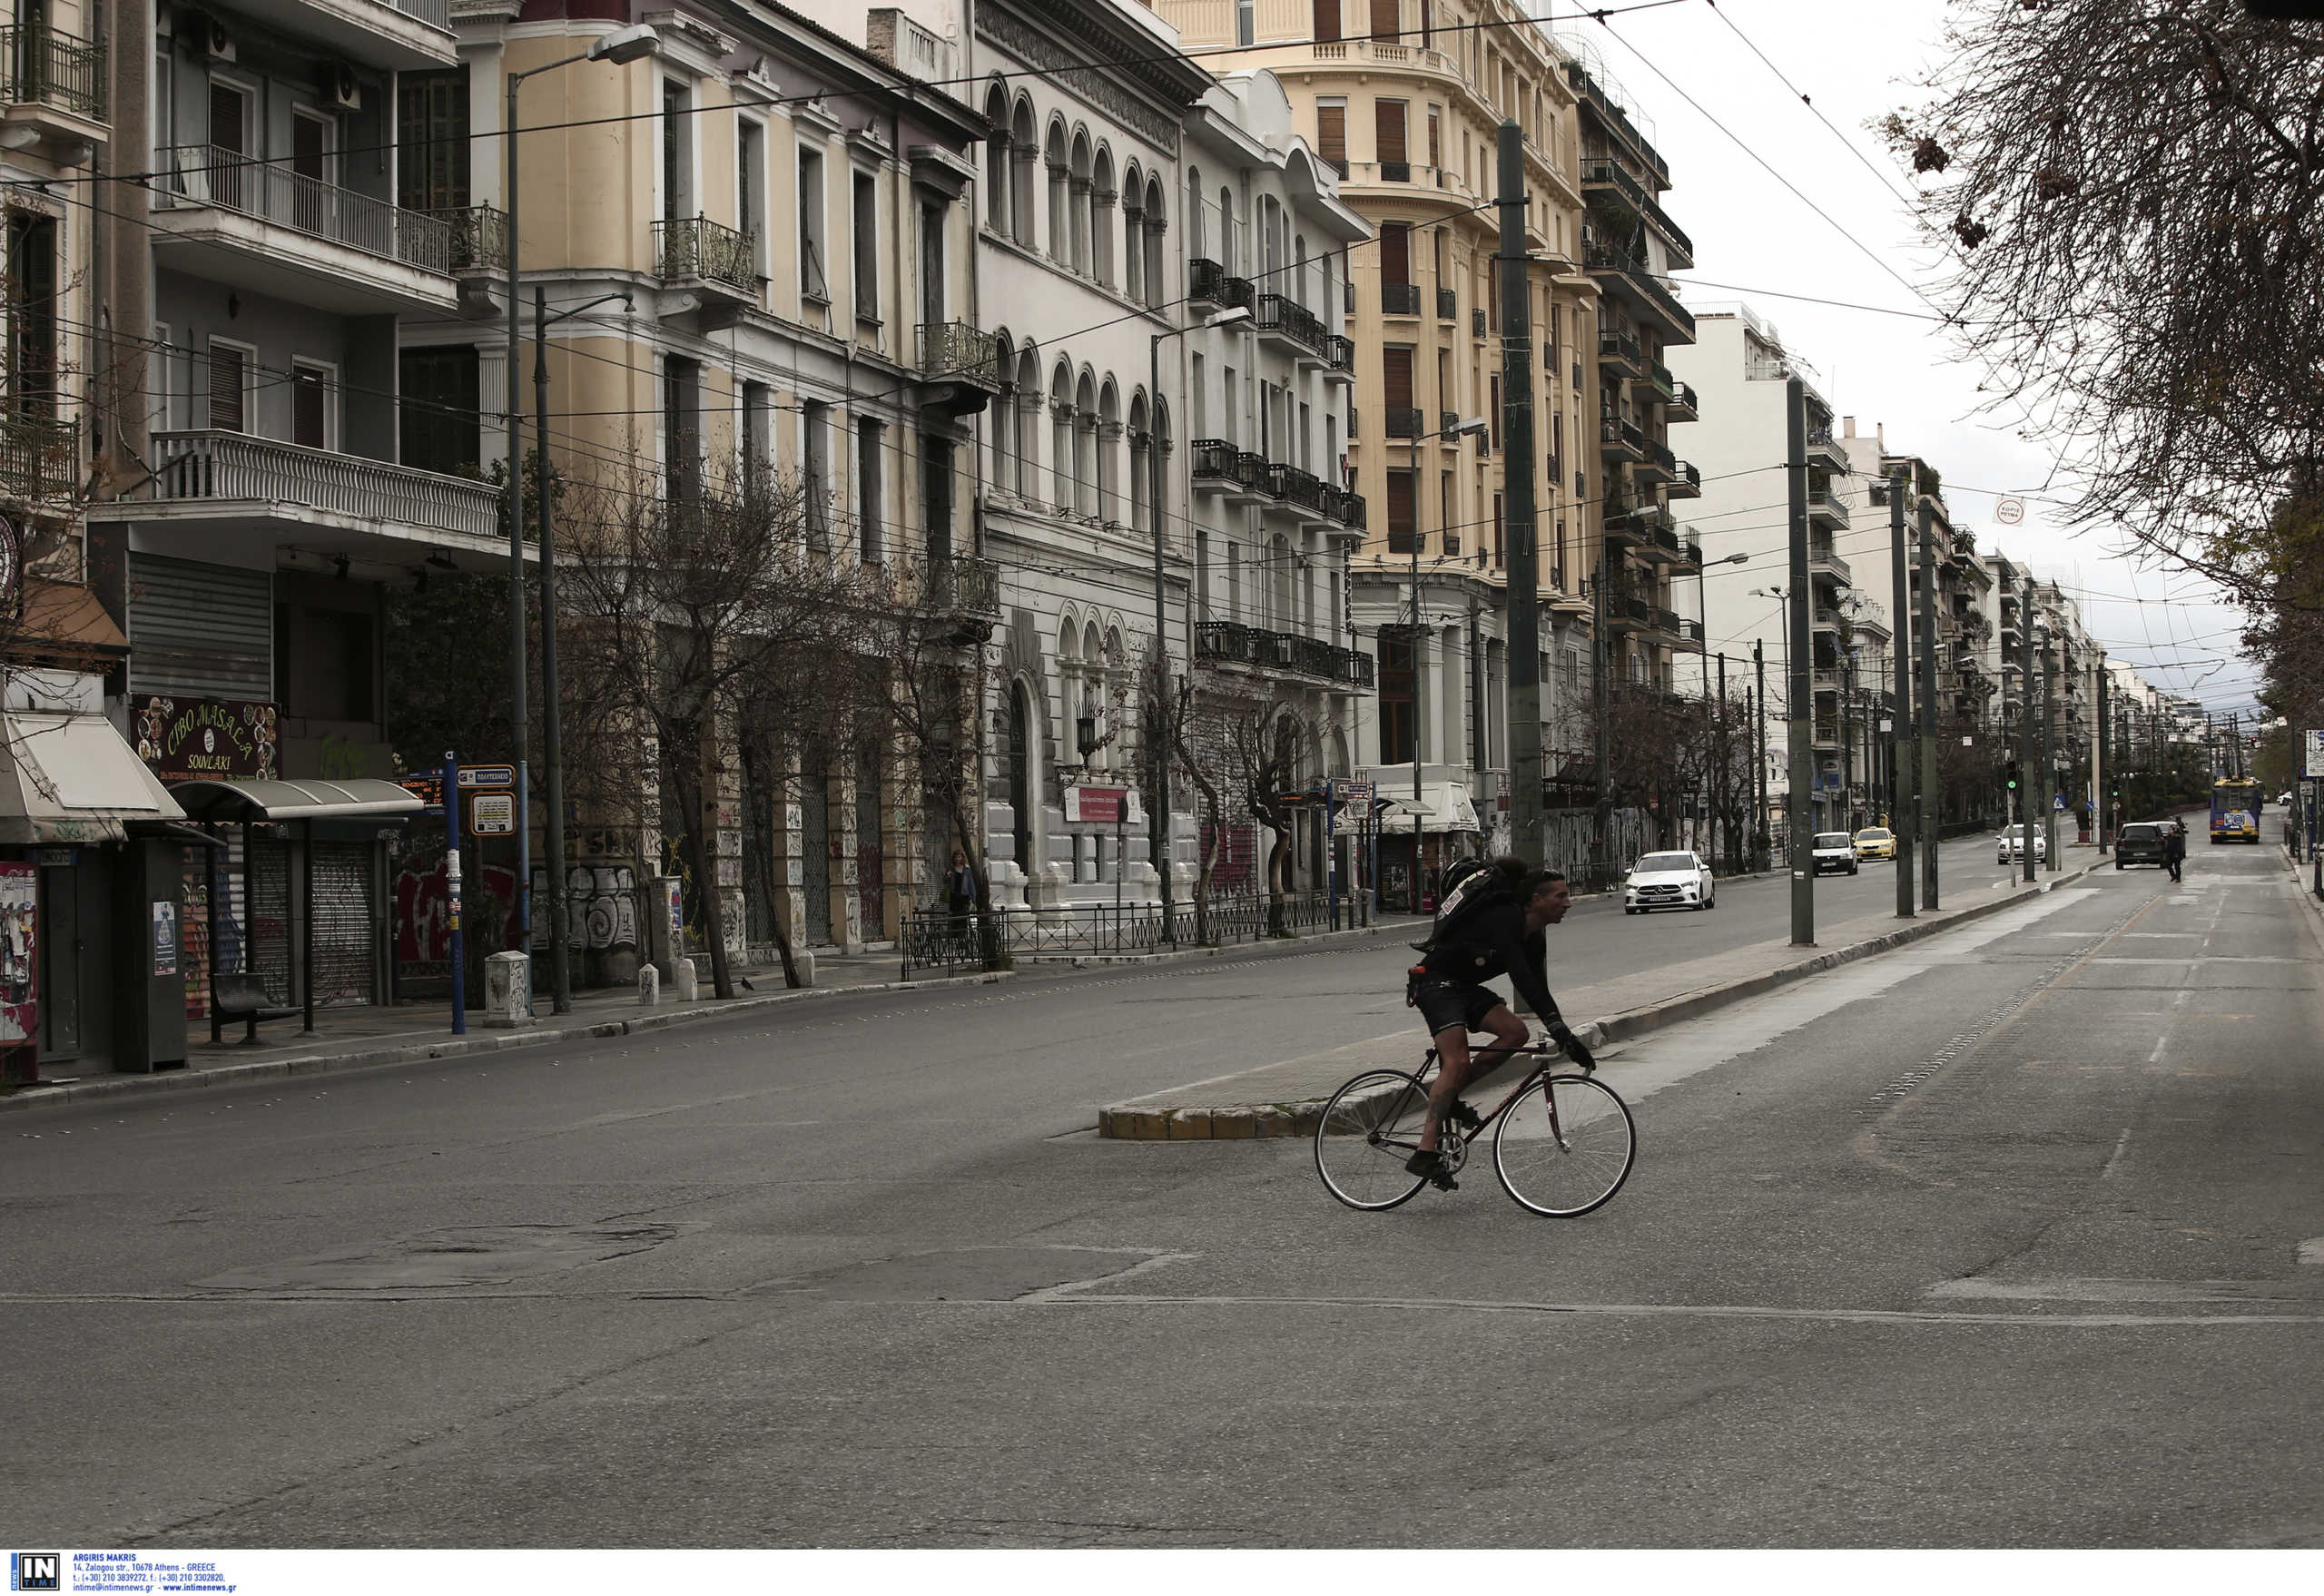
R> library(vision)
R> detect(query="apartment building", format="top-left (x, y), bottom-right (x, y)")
top-left (1571, 38), bottom-right (1700, 699)
top-left (1159, 0), bottom-right (1602, 896)
top-left (1668, 303), bottom-right (1856, 831)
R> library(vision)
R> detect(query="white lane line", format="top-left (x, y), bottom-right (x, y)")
top-left (990, 1292), bottom-right (2324, 1329)
top-left (2102, 1127), bottom-right (2134, 1178)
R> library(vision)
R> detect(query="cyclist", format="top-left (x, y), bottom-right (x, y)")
top-left (1403, 860), bottom-right (1594, 1188)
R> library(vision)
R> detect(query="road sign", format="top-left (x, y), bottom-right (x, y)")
top-left (458, 764), bottom-right (516, 789)
top-left (1333, 780), bottom-right (1375, 805)
top-left (398, 770), bottom-right (446, 813)
top-left (2053, 793), bottom-right (2067, 813)
top-left (469, 791), bottom-right (517, 836)
top-left (1995, 498), bottom-right (2025, 525)
top-left (2305, 729), bottom-right (2324, 779)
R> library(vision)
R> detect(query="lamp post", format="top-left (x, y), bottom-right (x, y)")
top-left (1406, 414), bottom-right (1487, 901)
top-left (532, 287), bottom-right (631, 1012)
top-left (502, 22), bottom-right (658, 1010)
top-left (1149, 304), bottom-right (1249, 942)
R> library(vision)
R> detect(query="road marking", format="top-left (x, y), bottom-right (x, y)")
top-left (983, 1291), bottom-right (2324, 1329)
top-left (2102, 1127), bottom-right (2134, 1177)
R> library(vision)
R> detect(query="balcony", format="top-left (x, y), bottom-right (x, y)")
top-left (1384, 407), bottom-right (1424, 440)
top-left (1196, 621), bottom-right (1374, 688)
top-left (1231, 450), bottom-right (1273, 501)
top-left (1667, 380), bottom-right (1699, 421)
top-left (1636, 521), bottom-right (1685, 566)
top-left (1599, 417), bottom-right (1644, 462)
top-left (1812, 718), bottom-right (1841, 751)
top-left (94, 429), bottom-right (508, 564)
top-left (655, 215), bottom-right (760, 305)
top-left (0, 25), bottom-right (106, 159)
top-left (1806, 426), bottom-right (1849, 468)
top-left (1265, 463), bottom-right (1329, 523)
top-left (1218, 274), bottom-right (1256, 312)
top-left (906, 551), bottom-right (1000, 618)
top-left (1813, 607), bottom-right (1843, 634)
top-left (1256, 292), bottom-right (1327, 359)
top-left (1436, 286), bottom-right (1457, 320)
top-left (1809, 538), bottom-right (1852, 585)
top-left (1381, 281), bottom-right (1421, 317)
top-left (1322, 334), bottom-right (1356, 382)
top-left (199, 0), bottom-right (456, 71)
top-left (152, 144), bottom-right (459, 314)
top-left (1472, 309), bottom-right (1487, 339)
top-left (1605, 595), bottom-right (1650, 633)
top-left (1597, 329), bottom-right (1643, 378)
top-left (1634, 438), bottom-right (1678, 487)
top-left (1188, 257), bottom-right (1225, 304)
top-left (917, 320), bottom-right (1003, 417)
top-left (1644, 359), bottom-right (1677, 404)
top-left (1190, 438), bottom-right (1236, 490)
top-left (0, 414), bottom-right (76, 510)
top-left (1578, 156), bottom-right (1694, 267)
top-left (1301, 38), bottom-right (1458, 76)
top-left (1584, 241), bottom-right (1695, 342)
top-left (1326, 487), bottom-right (1367, 535)
top-left (1807, 470), bottom-right (1850, 530)
top-left (1667, 460), bottom-right (1701, 498)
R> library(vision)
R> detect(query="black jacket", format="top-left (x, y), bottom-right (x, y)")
top-left (1414, 900), bottom-right (1562, 1024)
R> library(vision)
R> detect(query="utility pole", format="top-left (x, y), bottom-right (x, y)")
top-left (2040, 623), bottom-right (2057, 873)
top-left (1753, 639), bottom-right (1768, 870)
top-left (1498, 120), bottom-right (1543, 868)
top-left (1916, 488), bottom-right (1940, 910)
top-left (2024, 624), bottom-right (2041, 885)
top-left (2096, 655), bottom-right (2111, 852)
top-left (1877, 468), bottom-right (1915, 920)
top-left (1716, 652), bottom-right (1729, 872)
top-left (1786, 378), bottom-right (1813, 945)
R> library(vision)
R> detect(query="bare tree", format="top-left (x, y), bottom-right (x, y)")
top-left (1889, 3), bottom-right (2324, 596)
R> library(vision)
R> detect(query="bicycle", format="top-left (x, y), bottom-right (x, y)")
top-left (1313, 1040), bottom-right (1636, 1217)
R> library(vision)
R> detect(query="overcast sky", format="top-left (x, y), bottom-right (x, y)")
top-left (1539, 0), bottom-right (2263, 727)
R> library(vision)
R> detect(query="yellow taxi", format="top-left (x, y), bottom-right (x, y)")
top-left (1852, 826), bottom-right (1898, 862)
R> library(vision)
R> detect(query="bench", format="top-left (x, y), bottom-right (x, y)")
top-left (212, 974), bottom-right (300, 1046)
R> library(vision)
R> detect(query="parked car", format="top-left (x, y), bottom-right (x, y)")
top-left (1997, 823), bottom-right (2048, 864)
top-left (1852, 826), bottom-right (1897, 862)
top-left (2115, 822), bottom-right (2167, 869)
top-left (1811, 832), bottom-right (1858, 876)
top-left (1623, 851), bottom-right (1717, 913)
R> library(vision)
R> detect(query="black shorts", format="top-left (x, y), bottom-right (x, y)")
top-left (1413, 978), bottom-right (1507, 1039)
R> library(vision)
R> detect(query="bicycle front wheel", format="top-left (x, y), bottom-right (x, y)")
top-left (1492, 1073), bottom-right (1635, 1217)
top-left (1315, 1068), bottom-right (1434, 1211)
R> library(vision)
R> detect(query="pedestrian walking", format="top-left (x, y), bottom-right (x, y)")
top-left (943, 849), bottom-right (978, 958)
top-left (2163, 821), bottom-right (2185, 883)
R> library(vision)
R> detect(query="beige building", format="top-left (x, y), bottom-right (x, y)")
top-left (1159, 0), bottom-right (1605, 892)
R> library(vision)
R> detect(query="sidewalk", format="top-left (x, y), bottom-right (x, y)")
top-left (0, 947), bottom-right (1008, 1117)
top-left (1097, 846), bottom-right (2112, 1140)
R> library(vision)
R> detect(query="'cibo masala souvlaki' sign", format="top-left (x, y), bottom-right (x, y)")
top-left (133, 696), bottom-right (279, 783)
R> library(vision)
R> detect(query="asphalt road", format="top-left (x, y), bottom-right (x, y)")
top-left (8, 833), bottom-right (2318, 1548)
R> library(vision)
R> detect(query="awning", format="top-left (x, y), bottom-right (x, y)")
top-left (0, 711), bottom-right (188, 844)
top-left (170, 777), bottom-right (425, 823)
top-left (1374, 783), bottom-right (1483, 835)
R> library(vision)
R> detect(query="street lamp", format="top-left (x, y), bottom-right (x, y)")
top-left (532, 288), bottom-right (631, 1012)
top-left (501, 23), bottom-right (658, 1013)
top-left (1403, 414), bottom-right (1486, 905)
top-left (1148, 303), bottom-right (1248, 941)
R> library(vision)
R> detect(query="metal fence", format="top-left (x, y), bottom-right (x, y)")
top-left (158, 144), bottom-right (456, 273)
top-left (901, 890), bottom-right (1358, 977)
top-left (0, 25), bottom-right (104, 119)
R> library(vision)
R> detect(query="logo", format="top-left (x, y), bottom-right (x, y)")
top-left (11, 1552), bottom-right (60, 1591)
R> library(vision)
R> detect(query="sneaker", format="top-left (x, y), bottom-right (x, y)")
top-left (1444, 1100), bottom-right (1482, 1134)
top-left (1403, 1148), bottom-right (1459, 1190)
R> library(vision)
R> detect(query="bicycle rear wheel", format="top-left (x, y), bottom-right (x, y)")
top-left (1314, 1068), bottom-right (1434, 1210)
top-left (1492, 1072), bottom-right (1635, 1217)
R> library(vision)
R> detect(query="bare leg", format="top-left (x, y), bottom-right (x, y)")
top-left (1465, 1007), bottom-right (1531, 1087)
top-left (1417, 1027), bottom-right (1471, 1155)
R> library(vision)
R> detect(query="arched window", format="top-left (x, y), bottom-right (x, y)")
top-left (1217, 185), bottom-right (1236, 274)
top-left (1073, 370), bottom-right (1098, 517)
top-left (1058, 620), bottom-right (1083, 773)
top-left (983, 84), bottom-right (1010, 231)
top-left (991, 331), bottom-right (1016, 484)
top-left (1045, 121), bottom-right (1068, 261)
top-left (1091, 147), bottom-right (1116, 287)
top-left (1128, 392), bottom-right (1151, 535)
top-left (1009, 97), bottom-right (1038, 242)
top-left (1015, 346), bottom-right (1040, 498)
top-left (1009, 680), bottom-right (1033, 874)
top-left (1068, 130), bottom-right (1093, 273)
top-left (1142, 175), bottom-right (1167, 307)
top-left (1122, 162), bottom-right (1145, 302)
top-left (1098, 379), bottom-right (1121, 524)
top-left (1186, 165), bottom-right (1204, 260)
top-left (1152, 396), bottom-right (1172, 542)
top-left (1050, 362), bottom-right (1073, 507)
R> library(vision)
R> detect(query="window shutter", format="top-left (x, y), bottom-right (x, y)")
top-left (1374, 100), bottom-right (1407, 164)
top-left (1369, 0), bottom-right (1399, 42)
top-left (1379, 222), bottom-right (1409, 286)
top-left (1382, 346), bottom-right (1413, 409)
top-left (1316, 104), bottom-right (1346, 171)
top-left (209, 345), bottom-right (245, 432)
top-left (1314, 0), bottom-right (1341, 43)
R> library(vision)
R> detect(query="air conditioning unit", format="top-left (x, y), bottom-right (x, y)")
top-left (199, 15), bottom-right (234, 63)
top-left (326, 64), bottom-right (361, 112)
top-left (1580, 224), bottom-right (1599, 250)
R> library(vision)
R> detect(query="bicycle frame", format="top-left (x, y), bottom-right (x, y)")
top-left (1420, 1041), bottom-right (1574, 1149)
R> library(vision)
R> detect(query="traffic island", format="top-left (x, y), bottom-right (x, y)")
top-left (1096, 854), bottom-right (2109, 1140)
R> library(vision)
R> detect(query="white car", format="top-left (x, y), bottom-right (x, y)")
top-left (1810, 832), bottom-right (1858, 876)
top-left (1624, 850), bottom-right (1716, 913)
top-left (1997, 824), bottom-right (2048, 863)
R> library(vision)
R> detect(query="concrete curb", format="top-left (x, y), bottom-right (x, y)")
top-left (1097, 854), bottom-right (2107, 1141)
top-left (0, 969), bottom-right (1016, 1118)
top-left (1002, 920), bottom-right (1403, 969)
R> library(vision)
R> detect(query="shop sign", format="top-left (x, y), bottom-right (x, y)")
top-left (133, 695), bottom-right (279, 783)
top-left (1065, 784), bottom-right (1132, 824)
top-left (0, 861), bottom-right (36, 1048)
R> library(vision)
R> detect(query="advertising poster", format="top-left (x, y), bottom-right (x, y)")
top-left (0, 860), bottom-right (36, 1056)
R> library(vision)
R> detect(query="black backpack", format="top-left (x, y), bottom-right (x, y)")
top-left (1411, 858), bottom-right (1513, 955)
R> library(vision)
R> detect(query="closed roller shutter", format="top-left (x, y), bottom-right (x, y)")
top-left (311, 842), bottom-right (377, 1006)
top-left (131, 556), bottom-right (271, 700)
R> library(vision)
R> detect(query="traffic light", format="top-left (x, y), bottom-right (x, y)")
top-left (2006, 762), bottom-right (2020, 792)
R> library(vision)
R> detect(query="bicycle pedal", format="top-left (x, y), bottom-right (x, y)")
top-left (1426, 1169), bottom-right (1460, 1192)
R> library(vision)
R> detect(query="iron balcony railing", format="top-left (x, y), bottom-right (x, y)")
top-left (1643, 438), bottom-right (1677, 474)
top-left (1232, 450), bottom-right (1272, 496)
top-left (1198, 621), bottom-right (1373, 686)
top-left (1381, 281), bottom-right (1421, 316)
top-left (655, 215), bottom-right (759, 293)
top-left (431, 203), bottom-right (506, 271)
top-left (1669, 461), bottom-right (1701, 494)
top-left (157, 144), bottom-right (455, 273)
top-left (915, 552), bottom-right (1001, 616)
top-left (1324, 334), bottom-right (1355, 374)
top-left (1436, 286), bottom-right (1457, 320)
top-left (143, 429), bottom-right (504, 537)
top-left (0, 413), bottom-right (75, 503)
top-left (392, 0), bottom-right (452, 27)
top-left (1190, 438), bottom-right (1236, 482)
top-left (1329, 487), bottom-right (1367, 531)
top-left (1268, 463), bottom-right (1326, 514)
top-left (0, 24), bottom-right (104, 120)
top-left (1255, 292), bottom-right (1326, 356)
top-left (1384, 407), bottom-right (1423, 439)
top-left (1218, 274), bottom-right (1256, 312)
top-left (1188, 257), bottom-right (1225, 303)
top-left (1598, 329), bottom-right (1642, 369)
top-left (1583, 241), bottom-right (1695, 337)
top-left (1472, 309), bottom-right (1487, 338)
top-left (918, 320), bottom-right (1000, 384)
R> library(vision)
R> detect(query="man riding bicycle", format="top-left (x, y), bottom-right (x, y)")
top-left (1404, 860), bottom-right (1593, 1188)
